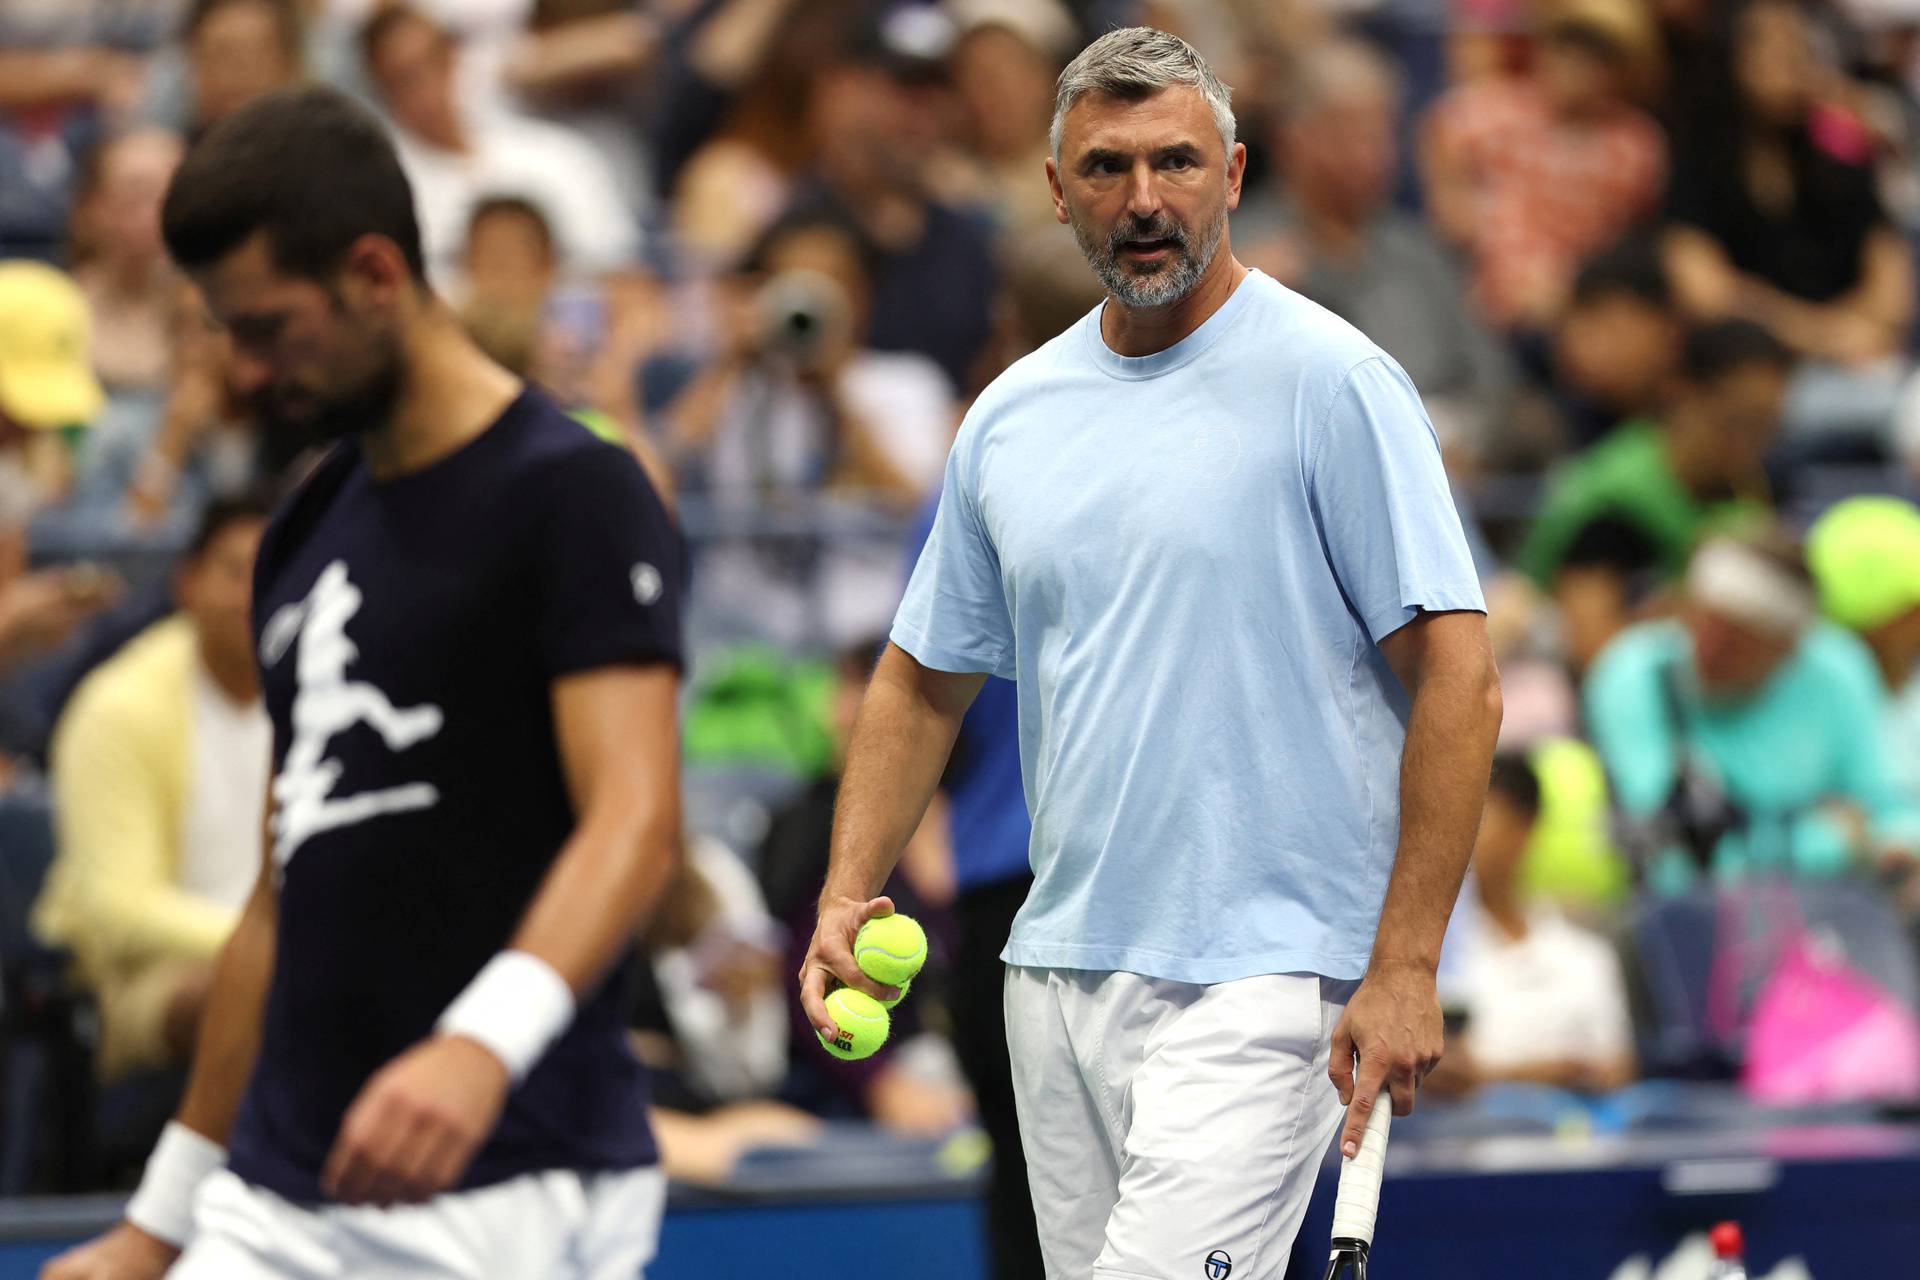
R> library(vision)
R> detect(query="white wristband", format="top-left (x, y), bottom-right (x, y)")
top-left (436, 950), bottom-right (576, 1082)
top-left (126, 1122), bottom-right (224, 1247)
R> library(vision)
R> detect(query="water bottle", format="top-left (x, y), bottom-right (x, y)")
top-left (1707, 1222), bottom-right (1748, 1279)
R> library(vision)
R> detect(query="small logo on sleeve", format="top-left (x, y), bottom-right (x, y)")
top-left (1203, 1250), bottom-right (1232, 1279)
top-left (631, 562), bottom-right (664, 605)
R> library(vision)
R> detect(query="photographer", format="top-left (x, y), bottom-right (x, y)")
top-left (662, 212), bottom-right (954, 649)
top-left (666, 213), bottom-right (951, 505)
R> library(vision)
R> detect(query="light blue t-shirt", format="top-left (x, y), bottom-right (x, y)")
top-left (891, 270), bottom-right (1485, 983)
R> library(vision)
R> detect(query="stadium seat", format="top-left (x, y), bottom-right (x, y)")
top-left (0, 783), bottom-right (95, 1195)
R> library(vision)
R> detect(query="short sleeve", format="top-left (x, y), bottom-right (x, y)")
top-left (530, 442), bottom-right (684, 678)
top-left (1306, 356), bottom-right (1486, 643)
top-left (890, 439), bottom-right (1015, 679)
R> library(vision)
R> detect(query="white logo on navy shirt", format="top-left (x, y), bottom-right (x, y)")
top-left (631, 561), bottom-right (663, 606)
top-left (263, 560), bottom-right (444, 867)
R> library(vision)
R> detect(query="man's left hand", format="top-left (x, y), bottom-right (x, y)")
top-left (321, 1035), bottom-right (511, 1206)
top-left (1328, 961), bottom-right (1443, 1158)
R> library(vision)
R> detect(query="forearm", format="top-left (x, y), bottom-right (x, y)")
top-left (506, 14), bottom-right (656, 96)
top-left (1371, 660), bottom-right (1502, 972)
top-left (508, 796), bottom-right (680, 995)
top-left (687, 0), bottom-right (798, 86)
top-left (821, 645), bottom-right (977, 904)
top-left (174, 871), bottom-right (276, 1142)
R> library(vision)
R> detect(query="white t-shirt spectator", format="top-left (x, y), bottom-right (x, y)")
top-left (391, 112), bottom-right (640, 284)
top-left (178, 661), bottom-right (272, 910)
top-left (1464, 908), bottom-right (1634, 1074)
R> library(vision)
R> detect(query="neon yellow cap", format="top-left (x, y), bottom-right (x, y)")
top-left (1806, 496), bottom-right (1920, 633)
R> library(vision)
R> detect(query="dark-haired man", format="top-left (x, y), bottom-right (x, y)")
top-left (41, 84), bottom-right (682, 1280)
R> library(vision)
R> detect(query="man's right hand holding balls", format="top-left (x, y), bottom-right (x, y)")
top-left (799, 897), bottom-right (928, 1061)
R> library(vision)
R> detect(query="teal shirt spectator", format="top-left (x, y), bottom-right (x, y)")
top-left (1584, 618), bottom-right (1920, 889)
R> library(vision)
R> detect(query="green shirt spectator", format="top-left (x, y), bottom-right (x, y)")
top-left (1517, 419), bottom-right (1764, 585)
top-left (1519, 320), bottom-right (1791, 588)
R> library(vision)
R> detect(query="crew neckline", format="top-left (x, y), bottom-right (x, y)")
top-left (1082, 268), bottom-right (1265, 382)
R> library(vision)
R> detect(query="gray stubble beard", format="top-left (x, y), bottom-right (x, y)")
top-left (1072, 198), bottom-right (1227, 310)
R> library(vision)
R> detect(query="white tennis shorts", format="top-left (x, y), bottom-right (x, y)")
top-left (1005, 967), bottom-right (1355, 1280)
top-left (170, 1164), bottom-right (666, 1280)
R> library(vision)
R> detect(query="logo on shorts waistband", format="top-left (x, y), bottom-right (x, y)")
top-left (1203, 1249), bottom-right (1233, 1279)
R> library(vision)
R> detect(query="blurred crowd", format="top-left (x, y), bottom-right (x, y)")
top-left (5, 0), bottom-right (1920, 1240)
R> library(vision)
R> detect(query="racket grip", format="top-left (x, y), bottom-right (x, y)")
top-left (1330, 1103), bottom-right (1391, 1245)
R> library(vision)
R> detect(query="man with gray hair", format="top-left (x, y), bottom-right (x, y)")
top-left (803, 26), bottom-right (1501, 1278)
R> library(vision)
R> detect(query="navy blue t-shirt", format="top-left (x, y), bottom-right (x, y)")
top-left (226, 387), bottom-right (682, 1203)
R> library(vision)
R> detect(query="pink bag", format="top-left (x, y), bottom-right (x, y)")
top-left (1706, 878), bottom-right (1920, 1103)
top-left (1741, 933), bottom-right (1920, 1104)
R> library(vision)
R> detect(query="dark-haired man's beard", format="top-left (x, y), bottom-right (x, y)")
top-left (255, 347), bottom-right (404, 447)
top-left (1071, 197), bottom-right (1227, 310)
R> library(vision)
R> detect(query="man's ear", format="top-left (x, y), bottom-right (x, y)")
top-left (339, 233), bottom-right (414, 308)
top-left (1046, 156), bottom-right (1070, 226)
top-left (1225, 141), bottom-right (1247, 212)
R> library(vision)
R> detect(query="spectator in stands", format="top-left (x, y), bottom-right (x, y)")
top-left (1237, 36), bottom-right (1516, 460)
top-left (789, 17), bottom-right (999, 394)
top-left (941, 0), bottom-right (1075, 241)
top-left (182, 0), bottom-right (305, 136)
top-left (31, 498), bottom-right (270, 1082)
top-left (0, 11), bottom-right (146, 262)
top-left (1431, 754), bottom-right (1636, 1095)
top-left (0, 262), bottom-right (122, 681)
top-left (1551, 238), bottom-right (1684, 447)
top-left (502, 0), bottom-right (663, 225)
top-left (0, 261), bottom-right (104, 514)
top-left (631, 836), bottom-right (825, 1185)
top-left (457, 195), bottom-right (560, 378)
top-left (1422, 0), bottom-right (1667, 331)
top-left (659, 0), bottom-right (826, 267)
top-left (1664, 0), bottom-right (1913, 370)
top-left (1586, 526), bottom-right (1920, 891)
top-left (67, 128), bottom-right (184, 396)
top-left (667, 213), bottom-right (951, 502)
top-left (360, 4), bottom-right (639, 284)
top-left (1807, 497), bottom-right (1920, 801)
top-left (665, 213), bottom-right (953, 648)
top-left (1519, 321), bottom-right (1791, 668)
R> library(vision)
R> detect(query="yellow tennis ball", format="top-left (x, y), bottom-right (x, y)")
top-left (818, 988), bottom-right (890, 1060)
top-left (855, 914), bottom-right (927, 986)
top-left (881, 978), bottom-right (911, 1010)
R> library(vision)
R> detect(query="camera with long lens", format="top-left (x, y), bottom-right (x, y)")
top-left (754, 269), bottom-right (853, 372)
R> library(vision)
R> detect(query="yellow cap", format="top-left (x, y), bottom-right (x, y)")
top-left (1806, 496), bottom-right (1920, 633)
top-left (0, 260), bottom-right (106, 431)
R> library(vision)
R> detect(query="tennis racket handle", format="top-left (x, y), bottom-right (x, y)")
top-left (1330, 1103), bottom-right (1391, 1245)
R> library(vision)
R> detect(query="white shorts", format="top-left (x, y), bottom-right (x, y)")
top-left (1005, 967), bottom-right (1354, 1280)
top-left (170, 1165), bottom-right (666, 1280)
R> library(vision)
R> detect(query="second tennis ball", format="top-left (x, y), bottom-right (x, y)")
top-left (855, 913), bottom-right (928, 986)
top-left (818, 988), bottom-right (889, 1060)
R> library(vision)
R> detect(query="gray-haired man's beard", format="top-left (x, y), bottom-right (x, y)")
top-left (1073, 205), bottom-right (1226, 309)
